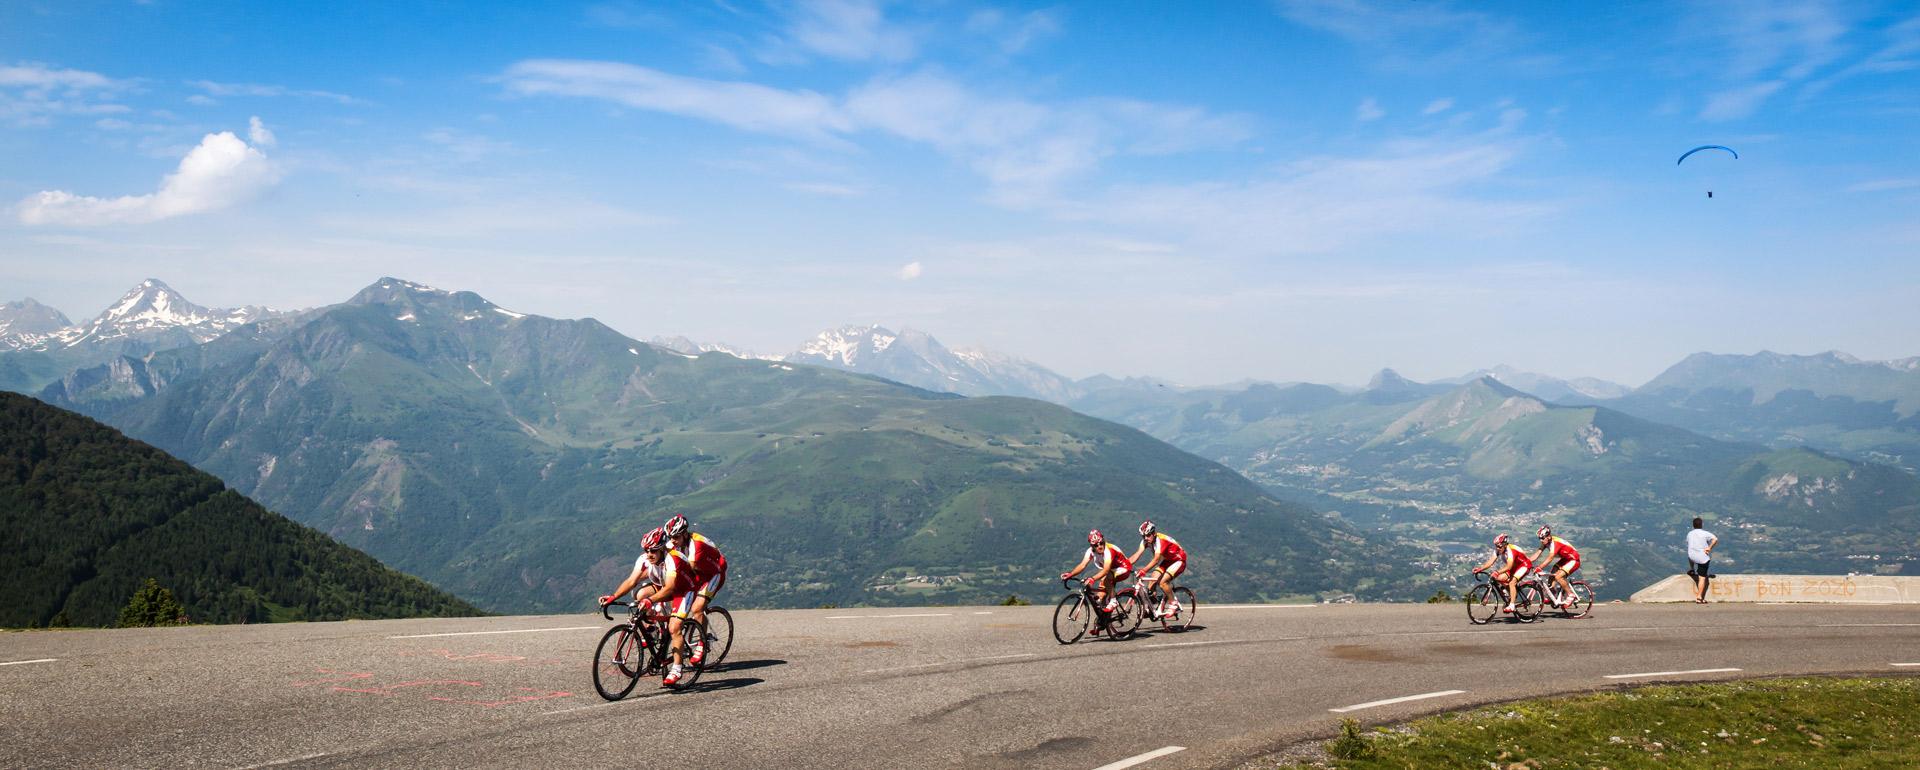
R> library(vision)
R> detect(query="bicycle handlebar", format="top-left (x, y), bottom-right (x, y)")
top-left (1062, 577), bottom-right (1083, 591)
top-left (601, 600), bottom-right (632, 621)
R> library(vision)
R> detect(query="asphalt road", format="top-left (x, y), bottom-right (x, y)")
top-left (4, 600), bottom-right (1919, 769)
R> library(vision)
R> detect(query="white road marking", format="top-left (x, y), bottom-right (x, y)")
top-left (1207, 604), bottom-right (1317, 609)
top-left (387, 625), bottom-right (598, 639)
top-left (1329, 690), bottom-right (1467, 713)
top-left (1090, 745), bottom-right (1186, 770)
top-left (239, 752), bottom-right (329, 769)
top-left (0, 658), bottom-right (57, 667)
top-left (1604, 668), bottom-right (1742, 680)
top-left (972, 611), bottom-right (994, 615)
top-left (823, 613), bottom-right (953, 619)
top-left (1818, 623), bottom-right (1920, 628)
top-left (1144, 639), bottom-right (1240, 649)
top-left (1605, 625), bottom-right (1759, 632)
top-left (862, 653), bottom-right (1036, 674)
top-left (1376, 630), bottom-right (1529, 637)
top-left (1892, 663), bottom-right (1920, 667)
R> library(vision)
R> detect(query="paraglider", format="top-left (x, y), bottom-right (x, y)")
top-left (1677, 145), bottom-right (1737, 198)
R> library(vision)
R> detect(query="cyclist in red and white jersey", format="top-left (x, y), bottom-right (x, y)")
top-left (663, 514), bottom-right (727, 665)
top-left (1126, 521), bottom-right (1188, 619)
top-left (1061, 529), bottom-right (1132, 616)
top-left (599, 527), bottom-right (699, 686)
top-left (1529, 525), bottom-right (1581, 609)
top-left (1471, 533), bottom-right (1533, 614)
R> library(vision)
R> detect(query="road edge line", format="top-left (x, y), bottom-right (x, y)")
top-left (1090, 745), bottom-right (1186, 770)
top-left (1328, 689), bottom-right (1467, 713)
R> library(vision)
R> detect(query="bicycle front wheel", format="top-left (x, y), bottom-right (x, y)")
top-left (704, 606), bottom-right (734, 667)
top-left (1053, 593), bottom-right (1089, 645)
top-left (1110, 592), bottom-right (1141, 640)
top-left (1466, 584), bottom-right (1498, 625)
top-left (1162, 587), bottom-right (1196, 632)
top-left (1514, 584), bottom-right (1541, 623)
top-left (592, 625), bottom-right (643, 701)
top-left (670, 618), bottom-right (707, 690)
top-left (1568, 582), bottom-right (1594, 618)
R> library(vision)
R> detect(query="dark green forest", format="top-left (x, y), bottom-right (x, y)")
top-left (0, 391), bottom-right (482, 627)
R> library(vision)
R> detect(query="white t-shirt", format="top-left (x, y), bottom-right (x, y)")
top-left (1686, 528), bottom-right (1716, 564)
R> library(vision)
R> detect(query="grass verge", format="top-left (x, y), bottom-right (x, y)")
top-left (1270, 676), bottom-right (1920, 769)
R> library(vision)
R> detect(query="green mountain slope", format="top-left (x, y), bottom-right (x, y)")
top-left (45, 279), bottom-right (1409, 611)
top-left (1076, 377), bottom-right (1920, 596)
top-left (0, 391), bottom-right (481, 627)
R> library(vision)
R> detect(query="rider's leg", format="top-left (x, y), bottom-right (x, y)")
top-left (1499, 569), bottom-right (1517, 610)
top-left (1554, 567), bottom-right (1574, 605)
top-left (667, 616), bottom-right (685, 666)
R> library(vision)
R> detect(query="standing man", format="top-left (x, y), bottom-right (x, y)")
top-left (1687, 517), bottom-right (1718, 604)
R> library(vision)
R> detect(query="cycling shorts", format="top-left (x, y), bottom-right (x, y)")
top-left (1106, 566), bottom-right (1131, 583)
top-left (695, 569), bottom-right (726, 600)
top-left (1160, 560), bottom-right (1186, 580)
top-left (1555, 559), bottom-right (1580, 576)
top-left (669, 591), bottom-right (698, 620)
top-left (1504, 564), bottom-right (1531, 581)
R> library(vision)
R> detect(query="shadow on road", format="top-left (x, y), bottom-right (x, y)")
top-left (708, 658), bottom-right (786, 673)
top-left (681, 676), bottom-right (764, 694)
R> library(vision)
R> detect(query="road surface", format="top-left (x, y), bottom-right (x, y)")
top-left (4, 601), bottom-right (1918, 768)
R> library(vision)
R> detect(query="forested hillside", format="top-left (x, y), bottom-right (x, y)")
top-left (0, 392), bottom-right (481, 627)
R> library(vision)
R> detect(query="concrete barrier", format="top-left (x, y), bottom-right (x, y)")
top-left (1631, 573), bottom-right (1920, 604)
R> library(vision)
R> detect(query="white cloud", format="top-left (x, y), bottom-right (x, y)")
top-left (1699, 80), bottom-right (1784, 121)
top-left (779, 0), bottom-right (916, 63)
top-left (0, 62), bottom-right (129, 125)
top-left (16, 129), bottom-right (281, 226)
top-left (965, 8), bottom-right (1063, 54)
top-left (247, 116), bottom-right (276, 147)
top-left (1422, 97), bottom-right (1454, 115)
top-left (187, 80), bottom-right (358, 105)
top-left (1274, 0), bottom-right (1551, 72)
top-left (1847, 178), bottom-right (1920, 193)
top-left (423, 128), bottom-right (512, 161)
top-left (500, 59), bottom-right (851, 141)
top-left (897, 261), bottom-right (924, 281)
top-left (1356, 97), bottom-right (1385, 122)
top-left (786, 181), bottom-right (867, 197)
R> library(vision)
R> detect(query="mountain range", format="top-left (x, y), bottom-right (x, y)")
top-left (1, 391), bottom-right (479, 627)
top-left (33, 279), bottom-right (1408, 612)
top-left (0, 280), bottom-right (285, 394)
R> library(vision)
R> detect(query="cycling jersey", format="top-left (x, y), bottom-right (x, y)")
top-left (679, 532), bottom-right (728, 578)
top-left (631, 554), bottom-right (666, 588)
top-left (658, 551), bottom-right (698, 618)
top-left (1545, 536), bottom-right (1581, 574)
top-left (1148, 532), bottom-right (1188, 567)
top-left (1500, 543), bottom-right (1533, 573)
top-left (1086, 543), bottom-right (1133, 577)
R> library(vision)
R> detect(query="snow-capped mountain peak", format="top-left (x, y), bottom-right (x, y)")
top-left (1, 279), bottom-right (284, 353)
top-left (0, 298), bottom-right (73, 348)
top-left (645, 335), bottom-right (779, 361)
top-left (794, 324), bottom-right (897, 367)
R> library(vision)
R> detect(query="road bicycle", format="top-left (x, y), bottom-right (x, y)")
top-left (1526, 570), bottom-right (1593, 619)
top-left (593, 600), bottom-right (709, 700)
top-left (1466, 571), bottom-right (1541, 625)
top-left (1127, 569), bottom-right (1197, 632)
top-left (1052, 577), bottom-right (1142, 644)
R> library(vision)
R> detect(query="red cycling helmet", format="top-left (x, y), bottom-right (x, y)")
top-left (1138, 520), bottom-right (1157, 539)
top-left (1536, 525), bottom-right (1553, 540)
top-left (640, 527), bottom-right (667, 552)
top-left (1087, 529), bottom-right (1104, 546)
top-left (1493, 533), bottom-right (1510, 547)
top-left (663, 514), bottom-right (689, 538)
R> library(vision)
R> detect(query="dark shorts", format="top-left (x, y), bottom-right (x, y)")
top-left (1687, 559), bottom-right (1711, 579)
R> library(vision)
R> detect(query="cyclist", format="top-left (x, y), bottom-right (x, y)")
top-left (1529, 525), bottom-right (1581, 609)
top-left (1126, 520), bottom-right (1187, 619)
top-left (1471, 533), bottom-right (1533, 613)
top-left (663, 514), bottom-right (727, 665)
top-left (1061, 529), bottom-right (1132, 619)
top-left (599, 527), bottom-right (698, 687)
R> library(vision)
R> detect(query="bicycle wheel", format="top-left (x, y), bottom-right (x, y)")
top-left (668, 618), bottom-right (707, 689)
top-left (703, 606), bottom-right (734, 667)
top-left (1466, 584), bottom-right (1498, 625)
top-left (1513, 584), bottom-right (1540, 623)
top-left (1162, 587), bottom-right (1196, 632)
top-left (1110, 592), bottom-right (1141, 640)
top-left (1568, 581), bottom-right (1594, 618)
top-left (1052, 593), bottom-right (1090, 645)
top-left (592, 625), bottom-right (643, 701)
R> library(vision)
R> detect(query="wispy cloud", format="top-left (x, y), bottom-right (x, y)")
top-left (772, 0), bottom-right (917, 63)
top-left (423, 128), bottom-right (513, 162)
top-left (1356, 97), bottom-right (1384, 122)
top-left (785, 181), bottom-right (867, 197)
top-left (16, 128), bottom-right (281, 225)
top-left (1847, 178), bottom-right (1920, 193)
top-left (897, 261), bottom-right (923, 281)
top-left (247, 116), bottom-right (276, 147)
top-left (0, 62), bottom-right (130, 125)
top-left (187, 79), bottom-right (359, 105)
top-left (1273, 0), bottom-right (1551, 72)
top-left (1699, 80), bottom-right (1785, 121)
top-left (1680, 0), bottom-right (1858, 120)
top-left (965, 8), bottom-right (1063, 55)
top-left (500, 59), bottom-right (850, 141)
top-left (1422, 97), bottom-right (1454, 115)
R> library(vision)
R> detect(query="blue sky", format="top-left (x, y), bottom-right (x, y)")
top-left (2, 1), bottom-right (1917, 386)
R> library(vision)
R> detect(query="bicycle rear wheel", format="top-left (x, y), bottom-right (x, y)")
top-left (1466, 584), bottom-right (1498, 625)
top-left (1110, 592), bottom-right (1141, 640)
top-left (1162, 587), bottom-right (1196, 632)
top-left (1568, 581), bottom-right (1594, 618)
top-left (703, 606), bottom-right (734, 667)
top-left (1052, 593), bottom-right (1090, 644)
top-left (592, 625), bottom-right (643, 701)
top-left (1514, 584), bottom-right (1541, 623)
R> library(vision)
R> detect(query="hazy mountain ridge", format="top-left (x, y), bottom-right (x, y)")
top-left (0, 280), bottom-right (293, 394)
top-left (45, 278), bottom-right (1412, 611)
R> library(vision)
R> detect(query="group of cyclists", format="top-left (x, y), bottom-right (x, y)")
top-left (1472, 525), bottom-right (1583, 614)
top-left (592, 512), bottom-right (1566, 688)
top-left (1061, 521), bottom-right (1189, 629)
top-left (597, 514), bottom-right (728, 687)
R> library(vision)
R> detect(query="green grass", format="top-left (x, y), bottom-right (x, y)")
top-left (1279, 677), bottom-right (1920, 769)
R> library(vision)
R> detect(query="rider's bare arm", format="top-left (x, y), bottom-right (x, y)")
top-left (605, 565), bottom-right (646, 603)
top-left (1063, 554), bottom-right (1091, 579)
top-left (1125, 543), bottom-right (1146, 565)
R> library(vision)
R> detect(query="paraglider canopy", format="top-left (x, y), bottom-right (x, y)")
top-left (1677, 145), bottom-right (1738, 165)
